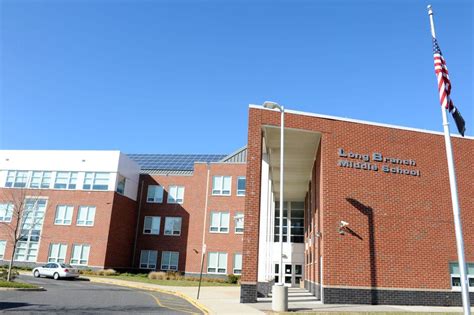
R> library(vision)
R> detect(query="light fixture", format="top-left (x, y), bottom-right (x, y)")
top-left (338, 221), bottom-right (349, 235)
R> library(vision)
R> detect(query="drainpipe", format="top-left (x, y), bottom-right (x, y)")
top-left (197, 163), bottom-right (211, 299)
top-left (132, 179), bottom-right (145, 269)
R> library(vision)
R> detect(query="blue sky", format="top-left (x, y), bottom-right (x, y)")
top-left (1, 0), bottom-right (472, 154)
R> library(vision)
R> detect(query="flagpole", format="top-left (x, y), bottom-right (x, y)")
top-left (428, 5), bottom-right (471, 314)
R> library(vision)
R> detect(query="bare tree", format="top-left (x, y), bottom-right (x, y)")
top-left (0, 189), bottom-right (47, 281)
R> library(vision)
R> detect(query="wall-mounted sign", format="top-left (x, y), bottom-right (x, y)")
top-left (337, 148), bottom-right (420, 176)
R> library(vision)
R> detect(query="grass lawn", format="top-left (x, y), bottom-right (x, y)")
top-left (0, 280), bottom-right (39, 289)
top-left (98, 275), bottom-right (239, 287)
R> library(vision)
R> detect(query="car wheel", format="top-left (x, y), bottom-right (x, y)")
top-left (53, 272), bottom-right (60, 280)
top-left (33, 270), bottom-right (40, 278)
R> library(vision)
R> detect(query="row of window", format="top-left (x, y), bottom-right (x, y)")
top-left (0, 202), bottom-right (96, 227)
top-left (0, 240), bottom-right (90, 265)
top-left (143, 217), bottom-right (182, 235)
top-left (4, 170), bottom-right (110, 191)
top-left (146, 176), bottom-right (246, 205)
top-left (139, 250), bottom-right (242, 275)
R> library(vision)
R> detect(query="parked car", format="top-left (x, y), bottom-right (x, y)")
top-left (33, 263), bottom-right (80, 280)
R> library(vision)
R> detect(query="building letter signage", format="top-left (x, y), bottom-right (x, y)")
top-left (337, 148), bottom-right (420, 177)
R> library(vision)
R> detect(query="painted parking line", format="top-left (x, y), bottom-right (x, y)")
top-left (143, 291), bottom-right (204, 315)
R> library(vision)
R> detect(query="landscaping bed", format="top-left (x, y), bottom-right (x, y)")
top-left (0, 280), bottom-right (39, 289)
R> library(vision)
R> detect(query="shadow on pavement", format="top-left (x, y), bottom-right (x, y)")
top-left (0, 302), bottom-right (42, 311)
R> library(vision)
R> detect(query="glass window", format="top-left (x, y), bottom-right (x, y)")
top-left (6, 171), bottom-right (29, 188)
top-left (164, 217), bottom-right (182, 236)
top-left (70, 244), bottom-right (90, 265)
top-left (48, 243), bottom-right (67, 263)
top-left (140, 250), bottom-right (157, 269)
top-left (77, 206), bottom-right (96, 226)
top-left (161, 251), bottom-right (179, 271)
top-left (449, 262), bottom-right (474, 289)
top-left (147, 185), bottom-right (163, 203)
top-left (54, 172), bottom-right (77, 189)
top-left (207, 252), bottom-right (227, 274)
top-left (83, 172), bottom-right (109, 190)
top-left (212, 176), bottom-right (232, 196)
top-left (30, 171), bottom-right (52, 189)
top-left (237, 177), bottom-right (246, 196)
top-left (0, 202), bottom-right (13, 222)
top-left (234, 212), bottom-right (244, 234)
top-left (0, 240), bottom-right (6, 260)
top-left (209, 212), bottom-right (230, 233)
top-left (233, 253), bottom-right (242, 275)
top-left (143, 216), bottom-right (161, 235)
top-left (116, 175), bottom-right (126, 195)
top-left (54, 205), bottom-right (73, 225)
top-left (5, 171), bottom-right (15, 187)
top-left (167, 186), bottom-right (184, 204)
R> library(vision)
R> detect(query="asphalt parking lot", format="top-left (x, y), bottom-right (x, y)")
top-left (0, 275), bottom-right (203, 314)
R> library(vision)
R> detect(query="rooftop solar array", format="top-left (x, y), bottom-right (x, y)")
top-left (127, 154), bottom-right (227, 171)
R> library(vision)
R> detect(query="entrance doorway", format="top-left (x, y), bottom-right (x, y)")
top-left (275, 263), bottom-right (303, 287)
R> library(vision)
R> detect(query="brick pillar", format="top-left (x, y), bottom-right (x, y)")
top-left (240, 108), bottom-right (263, 303)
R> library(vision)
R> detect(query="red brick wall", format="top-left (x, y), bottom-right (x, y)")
top-left (244, 107), bottom-right (474, 291)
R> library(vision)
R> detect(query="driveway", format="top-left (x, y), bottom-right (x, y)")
top-left (0, 275), bottom-right (203, 314)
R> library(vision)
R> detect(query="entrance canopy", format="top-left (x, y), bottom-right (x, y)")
top-left (262, 126), bottom-right (321, 201)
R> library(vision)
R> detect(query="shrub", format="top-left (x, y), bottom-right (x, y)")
top-left (227, 274), bottom-right (240, 284)
top-left (148, 271), bottom-right (166, 280)
top-left (98, 269), bottom-right (117, 276)
top-left (0, 269), bottom-right (18, 281)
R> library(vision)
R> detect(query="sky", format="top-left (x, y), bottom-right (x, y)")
top-left (0, 0), bottom-right (472, 154)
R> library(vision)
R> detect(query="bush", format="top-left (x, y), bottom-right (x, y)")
top-left (227, 274), bottom-right (240, 284)
top-left (97, 269), bottom-right (117, 276)
top-left (148, 271), bottom-right (167, 280)
top-left (0, 269), bottom-right (18, 281)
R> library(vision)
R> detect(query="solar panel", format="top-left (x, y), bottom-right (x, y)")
top-left (127, 153), bottom-right (227, 171)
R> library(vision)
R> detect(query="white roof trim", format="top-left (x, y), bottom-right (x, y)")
top-left (249, 104), bottom-right (473, 140)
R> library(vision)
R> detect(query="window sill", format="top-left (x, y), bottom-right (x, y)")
top-left (209, 231), bottom-right (229, 234)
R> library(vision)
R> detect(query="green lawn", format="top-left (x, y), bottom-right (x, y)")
top-left (99, 275), bottom-right (239, 287)
top-left (0, 280), bottom-right (39, 289)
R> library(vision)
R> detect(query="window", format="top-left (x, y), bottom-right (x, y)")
top-left (164, 217), bottom-right (182, 236)
top-left (14, 241), bottom-right (39, 262)
top-left (212, 176), bottom-right (231, 196)
top-left (147, 185), bottom-right (163, 203)
top-left (116, 175), bottom-right (126, 195)
top-left (210, 212), bottom-right (230, 233)
top-left (83, 172), bottom-right (109, 190)
top-left (0, 241), bottom-right (6, 260)
top-left (161, 251), bottom-right (179, 271)
top-left (77, 206), bottom-right (96, 226)
top-left (140, 250), bottom-right (157, 269)
top-left (54, 205), bottom-right (73, 225)
top-left (237, 177), bottom-right (246, 196)
top-left (234, 212), bottom-right (244, 234)
top-left (48, 243), bottom-right (67, 263)
top-left (143, 216), bottom-right (161, 235)
top-left (54, 172), bottom-right (78, 189)
top-left (70, 244), bottom-right (90, 265)
top-left (5, 170), bottom-right (28, 188)
top-left (207, 252), bottom-right (227, 274)
top-left (233, 253), bottom-right (242, 275)
top-left (30, 171), bottom-right (52, 189)
top-left (450, 262), bottom-right (474, 289)
top-left (167, 186), bottom-right (184, 204)
top-left (0, 202), bottom-right (13, 222)
top-left (15, 198), bottom-right (47, 262)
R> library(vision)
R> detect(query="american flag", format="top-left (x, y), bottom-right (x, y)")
top-left (433, 37), bottom-right (466, 136)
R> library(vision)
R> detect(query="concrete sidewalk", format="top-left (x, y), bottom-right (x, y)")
top-left (87, 276), bottom-right (263, 315)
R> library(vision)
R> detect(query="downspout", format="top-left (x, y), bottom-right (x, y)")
top-left (132, 179), bottom-right (145, 269)
top-left (197, 163), bottom-right (211, 299)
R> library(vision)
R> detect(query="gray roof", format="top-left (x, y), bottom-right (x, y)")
top-left (219, 146), bottom-right (247, 163)
top-left (127, 153), bottom-right (227, 171)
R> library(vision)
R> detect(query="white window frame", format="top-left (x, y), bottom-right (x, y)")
top-left (48, 243), bottom-right (67, 263)
top-left (116, 175), bottom-right (126, 195)
top-left (212, 176), bottom-right (232, 196)
top-left (164, 217), bottom-right (182, 236)
top-left (207, 252), bottom-right (227, 274)
top-left (234, 212), bottom-right (244, 234)
top-left (233, 253), bottom-right (242, 275)
top-left (236, 176), bottom-right (246, 196)
top-left (5, 170), bottom-right (29, 188)
top-left (54, 171), bottom-right (78, 190)
top-left (30, 171), bottom-right (52, 189)
top-left (70, 244), bottom-right (90, 265)
top-left (0, 202), bottom-right (13, 222)
top-left (83, 172), bottom-right (110, 190)
top-left (54, 205), bottom-right (74, 225)
top-left (167, 185), bottom-right (184, 204)
top-left (161, 251), bottom-right (179, 271)
top-left (140, 250), bottom-right (157, 269)
top-left (76, 206), bottom-right (96, 226)
top-left (143, 216), bottom-right (161, 235)
top-left (0, 240), bottom-right (6, 260)
top-left (147, 185), bottom-right (164, 203)
top-left (450, 262), bottom-right (474, 291)
top-left (209, 211), bottom-right (230, 233)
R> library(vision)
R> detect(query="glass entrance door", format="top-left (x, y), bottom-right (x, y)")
top-left (275, 263), bottom-right (304, 287)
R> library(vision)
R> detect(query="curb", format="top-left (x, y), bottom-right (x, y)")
top-left (87, 276), bottom-right (211, 314)
top-left (0, 286), bottom-right (45, 291)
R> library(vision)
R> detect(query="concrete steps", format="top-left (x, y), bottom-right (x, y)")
top-left (259, 287), bottom-right (320, 303)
